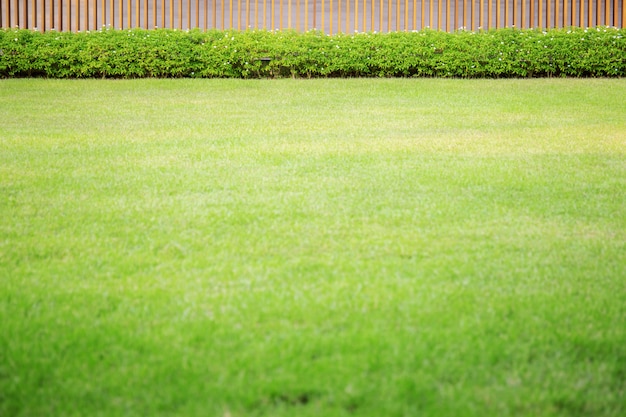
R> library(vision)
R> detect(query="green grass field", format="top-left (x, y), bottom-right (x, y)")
top-left (1, 78), bottom-right (625, 417)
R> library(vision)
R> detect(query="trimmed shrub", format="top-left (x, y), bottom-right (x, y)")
top-left (1, 27), bottom-right (624, 78)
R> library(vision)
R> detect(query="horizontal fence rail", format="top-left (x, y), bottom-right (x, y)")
top-left (1, 0), bottom-right (624, 33)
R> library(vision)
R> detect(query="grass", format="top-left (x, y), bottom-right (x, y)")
top-left (0, 78), bottom-right (625, 417)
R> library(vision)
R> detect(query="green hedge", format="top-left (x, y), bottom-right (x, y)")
top-left (1, 27), bottom-right (624, 78)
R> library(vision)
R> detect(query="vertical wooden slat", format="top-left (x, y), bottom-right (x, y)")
top-left (445, 0), bottom-right (449, 30)
top-left (538, 0), bottom-right (542, 27)
top-left (548, 0), bottom-right (551, 28)
top-left (404, 0), bottom-right (408, 30)
top-left (494, 0), bottom-right (498, 28)
top-left (380, 0), bottom-right (384, 31)
top-left (511, 0), bottom-right (519, 27)
top-left (530, 0), bottom-right (535, 28)
top-left (437, 0), bottom-right (440, 29)
top-left (195, 0), bottom-right (199, 28)
top-left (4, 0), bottom-right (8, 29)
top-left (587, 0), bottom-right (592, 27)
top-left (622, 0), bottom-right (626, 29)
top-left (23, 0), bottom-right (28, 30)
top-left (554, 0), bottom-right (558, 27)
top-left (169, 0), bottom-right (173, 28)
top-left (59, 0), bottom-right (63, 30)
top-left (503, 0), bottom-right (506, 28)
top-left (366, 0), bottom-right (369, 31)
top-left (237, 0), bottom-right (240, 29)
top-left (25, 0), bottom-right (29, 29)
top-left (178, 0), bottom-right (181, 29)
top-left (346, 0), bottom-right (350, 32)
top-left (186, 0), bottom-right (190, 29)
top-left (372, 0), bottom-right (375, 31)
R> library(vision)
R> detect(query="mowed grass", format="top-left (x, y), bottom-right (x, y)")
top-left (1, 78), bottom-right (625, 417)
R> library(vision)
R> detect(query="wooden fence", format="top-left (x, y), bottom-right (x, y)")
top-left (1, 0), bottom-right (624, 33)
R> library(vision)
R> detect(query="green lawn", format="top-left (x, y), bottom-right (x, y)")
top-left (1, 78), bottom-right (625, 417)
